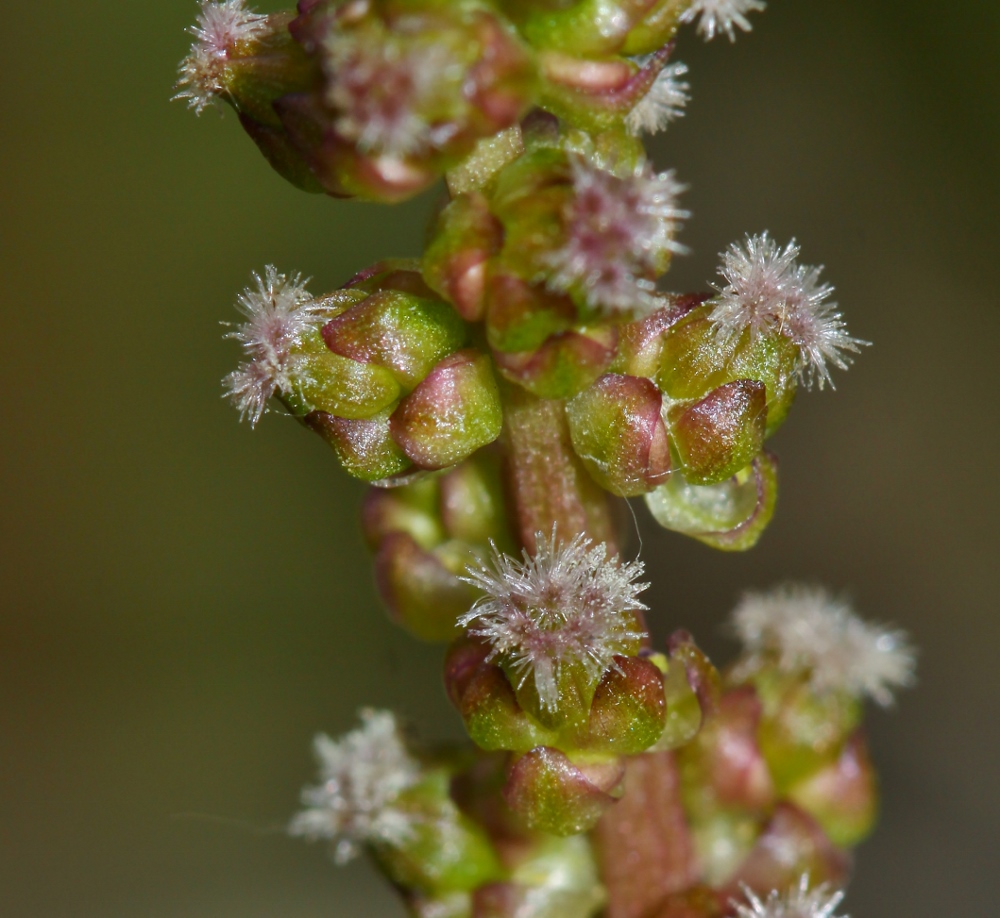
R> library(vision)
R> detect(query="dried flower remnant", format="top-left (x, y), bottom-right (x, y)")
top-left (733, 876), bottom-right (848, 918)
top-left (626, 61), bottom-right (690, 136)
top-left (545, 158), bottom-right (688, 315)
top-left (289, 709), bottom-right (421, 864)
top-left (709, 232), bottom-right (867, 388)
top-left (175, 0), bottom-right (269, 113)
top-left (460, 531), bottom-right (647, 712)
top-left (223, 266), bottom-right (326, 425)
top-left (680, 0), bottom-right (767, 43)
top-left (730, 584), bottom-right (916, 706)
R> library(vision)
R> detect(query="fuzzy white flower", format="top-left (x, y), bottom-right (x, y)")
top-left (289, 709), bottom-right (422, 864)
top-left (324, 26), bottom-right (461, 157)
top-left (730, 584), bottom-right (916, 706)
top-left (223, 266), bottom-right (328, 426)
top-left (680, 0), bottom-right (766, 42)
top-left (733, 876), bottom-right (848, 918)
top-left (545, 157), bottom-right (688, 315)
top-left (626, 61), bottom-right (690, 136)
top-left (460, 531), bottom-right (648, 712)
top-left (175, 0), bottom-right (268, 114)
top-left (709, 232), bottom-right (867, 388)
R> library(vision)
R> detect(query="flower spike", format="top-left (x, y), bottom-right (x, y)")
top-left (733, 875), bottom-right (848, 918)
top-left (709, 232), bottom-right (867, 388)
top-left (460, 531), bottom-right (648, 712)
top-left (175, 0), bottom-right (269, 114)
top-left (223, 266), bottom-right (327, 425)
top-left (289, 709), bottom-right (421, 864)
top-left (730, 584), bottom-right (917, 706)
top-left (680, 0), bottom-right (767, 43)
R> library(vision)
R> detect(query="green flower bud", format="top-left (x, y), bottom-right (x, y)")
top-left (374, 532), bottom-right (482, 641)
top-left (504, 745), bottom-right (624, 835)
top-left (567, 373), bottom-right (671, 496)
top-left (291, 709), bottom-right (503, 894)
top-left (787, 730), bottom-right (877, 848)
top-left (322, 287), bottom-right (467, 390)
top-left (644, 452), bottom-right (778, 551)
top-left (423, 193), bottom-right (505, 322)
top-left (666, 379), bottom-right (767, 485)
top-left (363, 455), bottom-right (516, 640)
top-left (305, 408), bottom-right (412, 482)
top-left (502, 0), bottom-right (686, 57)
top-left (472, 835), bottom-right (606, 918)
top-left (585, 655), bottom-right (667, 754)
top-left (389, 349), bottom-right (503, 470)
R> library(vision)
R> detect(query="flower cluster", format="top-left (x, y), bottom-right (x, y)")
top-left (174, 0), bottom-right (914, 916)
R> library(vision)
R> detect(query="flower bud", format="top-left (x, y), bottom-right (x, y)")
top-left (176, 3), bottom-right (324, 190)
top-left (504, 745), bottom-right (624, 835)
top-left (585, 655), bottom-right (667, 754)
top-left (423, 193), bottom-right (505, 322)
top-left (503, 0), bottom-right (688, 57)
top-left (644, 452), bottom-right (778, 551)
top-left (304, 408), bottom-right (412, 482)
top-left (611, 293), bottom-right (707, 379)
top-left (279, 0), bottom-right (536, 201)
top-left (471, 836), bottom-right (605, 918)
top-left (666, 379), bottom-right (766, 485)
top-left (389, 350), bottom-right (503, 470)
top-left (291, 710), bottom-right (503, 893)
top-left (567, 373), bottom-right (671, 496)
top-left (322, 287), bottom-right (467, 390)
top-left (374, 532), bottom-right (482, 641)
top-left (724, 804), bottom-right (850, 899)
top-left (787, 729), bottom-right (877, 848)
top-left (363, 455), bottom-right (516, 640)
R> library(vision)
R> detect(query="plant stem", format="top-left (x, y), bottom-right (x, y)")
top-left (501, 383), bottom-right (619, 554)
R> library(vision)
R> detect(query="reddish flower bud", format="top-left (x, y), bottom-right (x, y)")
top-left (724, 804), bottom-right (850, 900)
top-left (787, 729), bottom-right (877, 848)
top-left (373, 532), bottom-right (481, 641)
top-left (504, 745), bottom-right (624, 835)
top-left (585, 655), bottom-right (667, 754)
top-left (390, 350), bottom-right (503, 470)
top-left (567, 373), bottom-right (671, 496)
top-left (423, 193), bottom-right (505, 322)
top-left (667, 379), bottom-right (767, 485)
top-left (322, 289), bottom-right (466, 390)
top-left (304, 408), bottom-right (412, 482)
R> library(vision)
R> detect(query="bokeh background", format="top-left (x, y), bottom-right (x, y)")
top-left (2, 0), bottom-right (997, 914)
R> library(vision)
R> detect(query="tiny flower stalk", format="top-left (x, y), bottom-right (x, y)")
top-left (177, 1), bottom-right (910, 915)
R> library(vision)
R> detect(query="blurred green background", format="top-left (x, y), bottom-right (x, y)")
top-left (1, 0), bottom-right (997, 914)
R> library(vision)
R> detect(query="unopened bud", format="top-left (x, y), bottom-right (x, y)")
top-left (389, 350), bottom-right (503, 470)
top-left (567, 373), bottom-right (671, 496)
top-left (666, 379), bottom-right (766, 485)
top-left (504, 745), bottom-right (624, 835)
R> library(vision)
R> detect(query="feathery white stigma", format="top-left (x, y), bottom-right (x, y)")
top-left (324, 26), bottom-right (461, 157)
top-left (680, 0), bottom-right (766, 42)
top-left (460, 532), bottom-right (648, 712)
top-left (733, 876), bottom-right (848, 918)
top-left (545, 157), bottom-right (688, 315)
top-left (289, 709), bottom-right (421, 864)
top-left (224, 266), bottom-right (328, 426)
top-left (730, 584), bottom-right (916, 706)
top-left (175, 0), bottom-right (268, 114)
top-left (709, 232), bottom-right (866, 388)
top-left (626, 61), bottom-right (690, 136)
